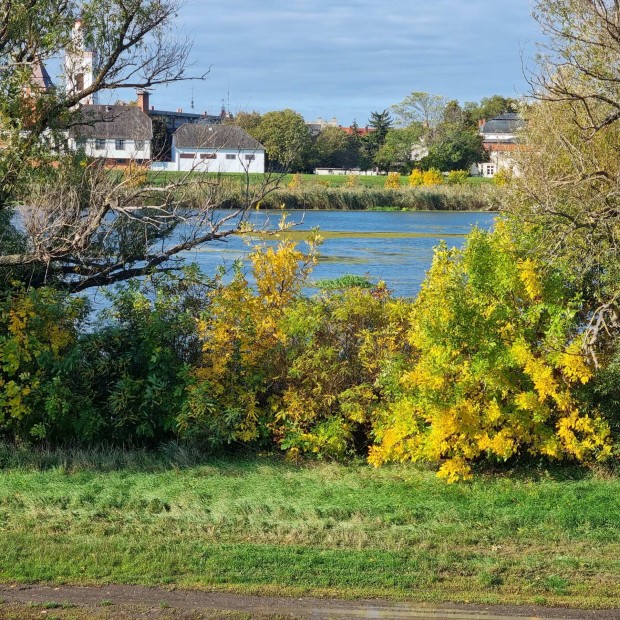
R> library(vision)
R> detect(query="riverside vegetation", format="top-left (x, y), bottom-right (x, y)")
top-left (150, 171), bottom-right (501, 211)
top-left (3, 0), bottom-right (620, 611)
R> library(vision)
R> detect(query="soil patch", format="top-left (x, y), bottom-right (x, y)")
top-left (1, 584), bottom-right (618, 620)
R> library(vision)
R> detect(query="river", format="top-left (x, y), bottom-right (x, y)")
top-left (179, 210), bottom-right (497, 297)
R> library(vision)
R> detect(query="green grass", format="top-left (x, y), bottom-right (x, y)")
top-left (147, 171), bottom-right (494, 189)
top-left (0, 445), bottom-right (618, 608)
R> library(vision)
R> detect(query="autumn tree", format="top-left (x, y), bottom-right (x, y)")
top-left (507, 0), bottom-right (620, 363)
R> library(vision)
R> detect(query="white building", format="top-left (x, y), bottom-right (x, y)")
top-left (167, 124), bottom-right (265, 173)
top-left (472, 113), bottom-right (524, 178)
top-left (68, 105), bottom-right (152, 163)
top-left (64, 18), bottom-right (99, 105)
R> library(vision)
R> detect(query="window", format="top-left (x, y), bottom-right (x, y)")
top-left (225, 154), bottom-right (236, 160)
top-left (201, 153), bottom-right (217, 159)
top-left (180, 153), bottom-right (195, 159)
top-left (115, 139), bottom-right (125, 151)
top-left (134, 140), bottom-right (145, 150)
top-left (76, 137), bottom-right (87, 149)
top-left (95, 139), bottom-right (105, 150)
top-left (244, 154), bottom-right (255, 161)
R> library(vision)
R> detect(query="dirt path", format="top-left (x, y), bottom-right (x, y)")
top-left (1, 584), bottom-right (619, 620)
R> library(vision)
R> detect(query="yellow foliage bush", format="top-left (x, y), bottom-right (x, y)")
top-left (369, 224), bottom-right (612, 481)
top-left (288, 173), bottom-right (303, 189)
top-left (181, 238), bottom-right (318, 444)
top-left (446, 170), bottom-right (469, 185)
top-left (122, 162), bottom-right (148, 188)
top-left (422, 168), bottom-right (443, 186)
top-left (384, 172), bottom-right (401, 189)
top-left (493, 167), bottom-right (512, 186)
top-left (182, 237), bottom-right (411, 459)
top-left (408, 169), bottom-right (424, 186)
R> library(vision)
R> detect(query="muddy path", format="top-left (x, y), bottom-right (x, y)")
top-left (1, 584), bottom-right (619, 620)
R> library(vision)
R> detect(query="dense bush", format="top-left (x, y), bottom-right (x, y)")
top-left (0, 229), bottom-right (616, 480)
top-left (369, 224), bottom-right (612, 481)
top-left (60, 273), bottom-right (205, 442)
top-left (181, 240), bottom-right (410, 459)
top-left (0, 287), bottom-right (88, 440)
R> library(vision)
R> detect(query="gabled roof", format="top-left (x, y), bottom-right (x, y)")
top-left (174, 124), bottom-right (264, 150)
top-left (69, 105), bottom-right (152, 140)
top-left (32, 61), bottom-right (54, 91)
top-left (481, 113), bottom-right (524, 135)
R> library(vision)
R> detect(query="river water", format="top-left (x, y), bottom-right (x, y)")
top-left (179, 210), bottom-right (496, 297)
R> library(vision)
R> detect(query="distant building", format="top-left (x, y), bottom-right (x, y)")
top-left (68, 104), bottom-right (152, 164)
top-left (473, 113), bottom-right (525, 177)
top-left (136, 90), bottom-right (232, 161)
top-left (64, 18), bottom-right (98, 105)
top-left (340, 125), bottom-right (373, 137)
top-left (157, 124), bottom-right (265, 173)
top-left (307, 116), bottom-right (340, 136)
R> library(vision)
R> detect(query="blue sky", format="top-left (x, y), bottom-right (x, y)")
top-left (152, 1), bottom-right (540, 125)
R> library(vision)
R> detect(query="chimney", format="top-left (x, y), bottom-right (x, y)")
top-left (137, 90), bottom-right (150, 113)
top-left (478, 118), bottom-right (486, 128)
top-left (177, 108), bottom-right (183, 113)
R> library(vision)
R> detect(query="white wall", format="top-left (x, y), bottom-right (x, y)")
top-left (314, 168), bottom-right (378, 176)
top-left (171, 147), bottom-right (265, 173)
top-left (70, 138), bottom-right (151, 161)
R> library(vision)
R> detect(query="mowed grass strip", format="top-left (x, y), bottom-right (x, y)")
top-left (146, 171), bottom-right (495, 189)
top-left (0, 448), bottom-right (619, 608)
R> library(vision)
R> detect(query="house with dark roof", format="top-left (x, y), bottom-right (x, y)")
top-left (68, 104), bottom-right (153, 164)
top-left (167, 124), bottom-right (265, 173)
top-left (473, 113), bottom-right (525, 177)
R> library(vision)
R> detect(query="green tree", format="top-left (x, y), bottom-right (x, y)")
top-left (463, 96), bottom-right (519, 128)
top-left (313, 125), bottom-right (359, 169)
top-left (232, 111), bottom-right (262, 134)
top-left (373, 126), bottom-right (424, 172)
top-left (254, 109), bottom-right (313, 172)
top-left (362, 109), bottom-right (393, 162)
top-left (421, 128), bottom-right (485, 172)
top-left (391, 92), bottom-right (448, 129)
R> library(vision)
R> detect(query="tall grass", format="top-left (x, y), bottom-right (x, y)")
top-left (148, 171), bottom-right (501, 211)
top-left (257, 184), bottom-right (501, 211)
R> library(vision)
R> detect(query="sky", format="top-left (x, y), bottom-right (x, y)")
top-left (146, 1), bottom-right (540, 125)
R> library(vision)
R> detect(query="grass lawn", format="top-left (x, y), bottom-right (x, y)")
top-left (0, 446), bottom-right (618, 609)
top-left (146, 171), bottom-right (494, 189)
